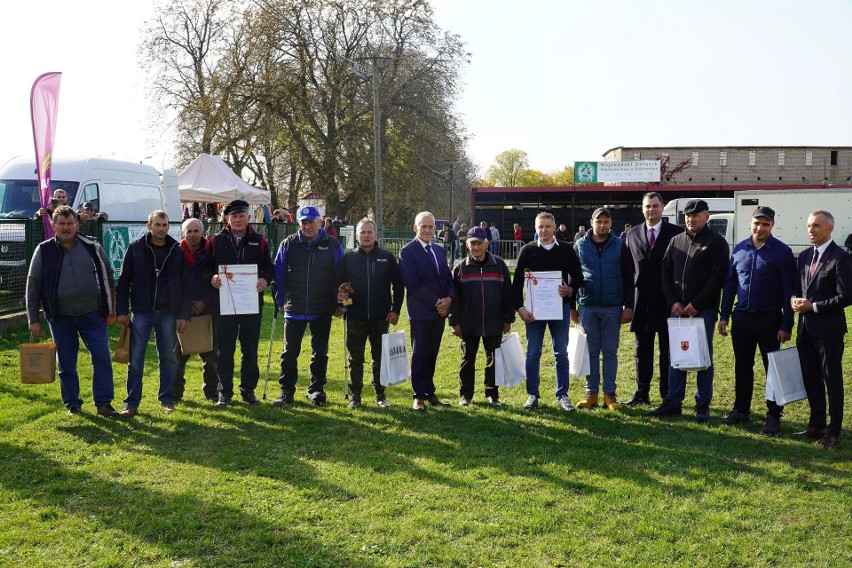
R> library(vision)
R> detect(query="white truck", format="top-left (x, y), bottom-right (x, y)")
top-left (708, 188), bottom-right (852, 255)
top-left (662, 197), bottom-right (734, 225)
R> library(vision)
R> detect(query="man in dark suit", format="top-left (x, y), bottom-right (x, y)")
top-left (792, 210), bottom-right (852, 447)
top-left (398, 211), bottom-right (455, 410)
top-left (623, 192), bottom-right (684, 406)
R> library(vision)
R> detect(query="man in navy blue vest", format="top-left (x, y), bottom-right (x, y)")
top-left (399, 211), bottom-right (455, 411)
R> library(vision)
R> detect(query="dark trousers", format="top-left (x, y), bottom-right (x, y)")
top-left (410, 318), bottom-right (445, 399)
top-left (633, 328), bottom-right (670, 400)
top-left (797, 327), bottom-right (845, 437)
top-left (459, 334), bottom-right (500, 400)
top-left (172, 328), bottom-right (219, 401)
top-left (279, 314), bottom-right (332, 395)
top-left (216, 312), bottom-right (262, 399)
top-left (346, 317), bottom-right (388, 397)
top-left (730, 310), bottom-right (784, 417)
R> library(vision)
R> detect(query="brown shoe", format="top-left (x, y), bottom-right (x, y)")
top-left (793, 427), bottom-right (826, 440)
top-left (120, 405), bottom-right (138, 418)
top-left (412, 398), bottom-right (426, 411)
top-left (426, 396), bottom-right (450, 407)
top-left (603, 392), bottom-right (621, 410)
top-left (576, 391), bottom-right (598, 409)
top-left (96, 404), bottom-right (119, 417)
top-left (816, 434), bottom-right (840, 448)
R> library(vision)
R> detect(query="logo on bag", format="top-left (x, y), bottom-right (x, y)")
top-left (681, 341), bottom-right (690, 351)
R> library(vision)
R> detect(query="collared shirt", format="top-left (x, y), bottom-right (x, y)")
top-left (537, 239), bottom-right (558, 251)
top-left (416, 237), bottom-right (441, 272)
top-left (720, 234), bottom-right (796, 331)
top-left (645, 220), bottom-right (662, 242)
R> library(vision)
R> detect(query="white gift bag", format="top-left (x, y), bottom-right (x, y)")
top-left (495, 332), bottom-right (526, 388)
top-left (380, 330), bottom-right (411, 387)
top-left (667, 317), bottom-right (711, 371)
top-left (568, 326), bottom-right (590, 377)
top-left (765, 347), bottom-right (807, 406)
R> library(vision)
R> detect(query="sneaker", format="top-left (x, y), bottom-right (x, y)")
top-left (161, 401), bottom-right (176, 414)
top-left (763, 415), bottom-right (781, 435)
top-left (695, 404), bottom-right (711, 422)
top-left (486, 396), bottom-right (502, 408)
top-left (216, 394), bottom-right (230, 407)
top-left (556, 395), bottom-right (576, 412)
top-left (459, 396), bottom-right (470, 407)
top-left (722, 410), bottom-right (750, 425)
top-left (576, 391), bottom-right (598, 409)
top-left (647, 401), bottom-right (682, 417)
top-left (67, 405), bottom-right (82, 416)
top-left (349, 396), bottom-right (361, 409)
top-left (375, 395), bottom-right (391, 408)
top-left (307, 391), bottom-right (327, 406)
top-left (96, 404), bottom-right (119, 417)
top-left (522, 395), bottom-right (539, 410)
top-left (241, 391), bottom-right (260, 405)
top-left (603, 392), bottom-right (621, 410)
top-left (272, 392), bottom-right (294, 407)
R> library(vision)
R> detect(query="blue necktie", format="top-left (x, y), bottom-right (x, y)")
top-left (425, 244), bottom-right (438, 272)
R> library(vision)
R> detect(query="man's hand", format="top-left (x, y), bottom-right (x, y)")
top-left (106, 315), bottom-right (117, 326)
top-left (256, 278), bottom-right (267, 293)
top-left (570, 309), bottom-right (580, 325)
top-left (211, 274), bottom-right (222, 289)
top-left (435, 297), bottom-right (451, 318)
top-left (191, 300), bottom-right (206, 316)
top-left (718, 320), bottom-right (729, 337)
top-left (558, 284), bottom-right (573, 298)
top-left (620, 307), bottom-right (633, 324)
top-left (334, 307), bottom-right (345, 318)
top-left (451, 324), bottom-right (462, 338)
top-left (386, 311), bottom-right (399, 325)
top-left (791, 297), bottom-right (813, 313)
top-left (671, 302), bottom-right (684, 317)
top-left (28, 322), bottom-right (42, 338)
top-left (517, 307), bottom-right (535, 324)
top-left (502, 322), bottom-right (511, 334)
top-left (683, 303), bottom-right (698, 317)
top-left (117, 314), bottom-right (129, 327)
top-left (778, 330), bottom-right (792, 343)
top-left (176, 319), bottom-right (188, 334)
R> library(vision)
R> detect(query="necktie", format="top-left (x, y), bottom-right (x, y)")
top-left (648, 227), bottom-right (656, 247)
top-left (425, 244), bottom-right (438, 272)
top-left (809, 249), bottom-right (819, 280)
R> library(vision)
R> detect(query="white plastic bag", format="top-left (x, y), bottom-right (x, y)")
top-left (379, 330), bottom-right (411, 386)
top-left (568, 326), bottom-right (590, 377)
top-left (495, 332), bottom-right (525, 388)
top-left (765, 347), bottom-right (807, 406)
top-left (667, 317), bottom-right (711, 371)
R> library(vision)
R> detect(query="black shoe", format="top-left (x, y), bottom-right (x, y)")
top-left (695, 404), bottom-right (711, 422)
top-left (67, 405), bottom-right (82, 416)
top-left (307, 391), bottom-right (326, 406)
top-left (722, 410), bottom-right (750, 425)
top-left (763, 415), bottom-right (781, 435)
top-left (375, 394), bottom-right (391, 408)
top-left (647, 401), bottom-right (682, 417)
top-left (216, 394), bottom-right (230, 407)
top-left (241, 391), bottom-right (260, 405)
top-left (272, 392), bottom-right (294, 407)
top-left (486, 396), bottom-right (502, 408)
top-left (625, 393), bottom-right (651, 407)
top-left (96, 404), bottom-right (119, 417)
top-left (349, 396), bottom-right (361, 409)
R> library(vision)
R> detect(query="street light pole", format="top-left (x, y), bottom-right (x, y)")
top-left (371, 56), bottom-right (383, 239)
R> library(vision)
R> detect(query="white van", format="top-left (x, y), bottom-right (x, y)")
top-left (662, 197), bottom-right (734, 225)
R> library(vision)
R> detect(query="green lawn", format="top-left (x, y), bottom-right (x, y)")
top-left (0, 302), bottom-right (850, 567)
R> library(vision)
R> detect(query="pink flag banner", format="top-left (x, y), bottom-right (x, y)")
top-left (30, 72), bottom-right (62, 238)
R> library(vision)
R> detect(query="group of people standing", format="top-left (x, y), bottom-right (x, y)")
top-left (25, 194), bottom-right (850, 446)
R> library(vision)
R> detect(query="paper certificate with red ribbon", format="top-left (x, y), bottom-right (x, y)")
top-left (219, 264), bottom-right (259, 315)
top-left (524, 270), bottom-right (564, 320)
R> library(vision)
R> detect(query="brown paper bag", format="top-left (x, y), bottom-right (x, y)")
top-left (20, 342), bottom-right (57, 384)
top-left (178, 314), bottom-right (213, 355)
top-left (114, 326), bottom-right (130, 364)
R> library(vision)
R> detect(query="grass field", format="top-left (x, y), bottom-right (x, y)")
top-left (1, 300), bottom-right (850, 567)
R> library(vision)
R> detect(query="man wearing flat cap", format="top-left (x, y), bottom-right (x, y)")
top-left (718, 206), bottom-right (796, 434)
top-left (448, 226), bottom-right (515, 407)
top-left (206, 199), bottom-right (275, 406)
top-left (649, 199), bottom-right (729, 422)
top-left (272, 205), bottom-right (344, 407)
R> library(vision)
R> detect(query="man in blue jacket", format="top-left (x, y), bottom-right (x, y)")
top-left (399, 211), bottom-right (455, 411)
top-left (116, 210), bottom-right (189, 417)
top-left (449, 227), bottom-right (514, 407)
top-left (273, 205), bottom-right (344, 406)
top-left (338, 218), bottom-right (404, 408)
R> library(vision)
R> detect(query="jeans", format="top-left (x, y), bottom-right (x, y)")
top-left (49, 312), bottom-right (114, 408)
top-left (459, 334), bottom-right (500, 400)
top-left (217, 312), bottom-right (263, 399)
top-left (525, 303), bottom-right (570, 399)
top-left (126, 309), bottom-right (178, 407)
top-left (172, 325), bottom-right (219, 401)
top-left (579, 305), bottom-right (622, 394)
top-left (346, 317), bottom-right (388, 397)
top-left (730, 310), bottom-right (784, 417)
top-left (279, 314), bottom-right (332, 395)
top-left (666, 308), bottom-right (716, 409)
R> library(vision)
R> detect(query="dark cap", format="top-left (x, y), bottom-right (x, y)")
top-left (591, 207), bottom-right (612, 219)
top-left (82, 202), bottom-right (95, 210)
top-left (683, 199), bottom-right (709, 214)
top-left (297, 205), bottom-right (321, 221)
top-left (466, 227), bottom-right (489, 242)
top-left (752, 206), bottom-right (775, 222)
top-left (223, 199), bottom-right (250, 216)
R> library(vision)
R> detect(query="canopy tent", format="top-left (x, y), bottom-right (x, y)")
top-left (178, 154), bottom-right (270, 205)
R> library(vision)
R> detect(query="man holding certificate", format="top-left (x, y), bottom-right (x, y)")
top-left (512, 212), bottom-right (583, 411)
top-left (207, 200), bottom-right (275, 407)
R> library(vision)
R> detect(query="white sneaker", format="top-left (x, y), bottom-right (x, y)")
top-left (523, 395), bottom-right (539, 410)
top-left (557, 396), bottom-right (575, 412)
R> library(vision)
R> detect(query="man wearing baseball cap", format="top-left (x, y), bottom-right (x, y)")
top-left (206, 199), bottom-right (275, 406)
top-left (272, 205), bottom-right (344, 406)
top-left (649, 199), bottom-right (729, 422)
top-left (718, 206), bottom-right (796, 433)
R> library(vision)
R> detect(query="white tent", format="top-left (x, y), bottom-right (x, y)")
top-left (178, 154), bottom-right (270, 205)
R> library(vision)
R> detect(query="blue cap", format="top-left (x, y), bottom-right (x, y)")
top-left (297, 205), bottom-right (321, 221)
top-left (467, 227), bottom-right (489, 241)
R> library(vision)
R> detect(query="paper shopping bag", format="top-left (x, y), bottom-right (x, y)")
top-left (178, 314), bottom-right (213, 355)
top-left (380, 330), bottom-right (411, 386)
top-left (568, 326), bottom-right (590, 377)
top-left (495, 332), bottom-right (525, 388)
top-left (765, 347), bottom-right (807, 406)
top-left (667, 317), bottom-right (710, 371)
top-left (114, 325), bottom-right (130, 364)
top-left (20, 342), bottom-right (56, 384)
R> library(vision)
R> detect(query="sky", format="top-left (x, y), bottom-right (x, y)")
top-left (3, 0), bottom-right (852, 176)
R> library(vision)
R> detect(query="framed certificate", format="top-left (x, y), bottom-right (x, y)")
top-left (219, 264), bottom-right (259, 315)
top-left (524, 270), bottom-right (564, 320)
